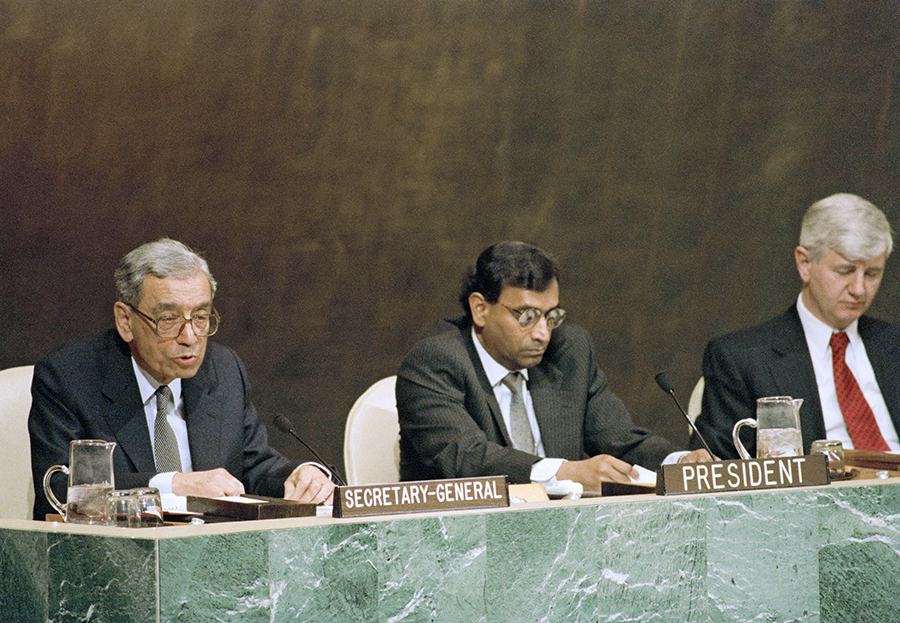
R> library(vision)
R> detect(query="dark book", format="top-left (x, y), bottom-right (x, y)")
top-left (186, 494), bottom-right (316, 520)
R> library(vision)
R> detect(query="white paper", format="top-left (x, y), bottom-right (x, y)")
top-left (217, 495), bottom-right (266, 504)
top-left (542, 480), bottom-right (584, 499)
top-left (630, 465), bottom-right (657, 485)
top-left (161, 493), bottom-right (187, 512)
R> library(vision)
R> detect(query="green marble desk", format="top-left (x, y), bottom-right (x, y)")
top-left (1, 477), bottom-right (898, 623)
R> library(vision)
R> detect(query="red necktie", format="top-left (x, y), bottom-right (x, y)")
top-left (829, 332), bottom-right (890, 452)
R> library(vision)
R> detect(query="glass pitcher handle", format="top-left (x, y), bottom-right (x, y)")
top-left (42, 464), bottom-right (69, 516)
top-left (732, 418), bottom-right (758, 460)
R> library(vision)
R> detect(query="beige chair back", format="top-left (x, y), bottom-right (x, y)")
top-left (687, 376), bottom-right (705, 433)
top-left (343, 376), bottom-right (399, 485)
top-left (0, 365), bottom-right (35, 519)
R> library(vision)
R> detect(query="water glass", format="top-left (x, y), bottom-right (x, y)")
top-left (109, 490), bottom-right (141, 528)
top-left (810, 439), bottom-right (845, 477)
top-left (109, 487), bottom-right (164, 528)
top-left (131, 488), bottom-right (164, 526)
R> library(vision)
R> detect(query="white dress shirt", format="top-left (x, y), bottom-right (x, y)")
top-left (470, 329), bottom-right (683, 484)
top-left (796, 294), bottom-right (900, 451)
top-left (132, 358), bottom-right (194, 494)
top-left (471, 330), bottom-right (564, 482)
top-left (131, 358), bottom-right (330, 494)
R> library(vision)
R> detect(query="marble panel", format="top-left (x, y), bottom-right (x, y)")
top-left (817, 484), bottom-right (900, 623)
top-left (268, 513), bottom-right (491, 622)
top-left (373, 513), bottom-right (488, 622)
top-left (159, 530), bottom-right (270, 623)
top-left (0, 529), bottom-right (48, 623)
top-left (47, 533), bottom-right (157, 623)
top-left (483, 500), bottom-right (706, 623)
top-left (705, 490), bottom-right (821, 623)
top-left (269, 521), bottom-right (378, 622)
top-left (590, 498), bottom-right (708, 622)
top-left (485, 505), bottom-right (593, 622)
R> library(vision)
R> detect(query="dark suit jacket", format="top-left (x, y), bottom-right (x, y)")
top-left (29, 328), bottom-right (297, 520)
top-left (396, 318), bottom-right (676, 483)
top-left (692, 305), bottom-right (900, 459)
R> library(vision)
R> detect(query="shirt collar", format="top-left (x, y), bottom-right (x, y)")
top-left (470, 328), bottom-right (530, 387)
top-left (796, 292), bottom-right (861, 356)
top-left (130, 357), bottom-right (183, 406)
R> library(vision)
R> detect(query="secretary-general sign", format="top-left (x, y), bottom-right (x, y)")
top-left (333, 476), bottom-right (509, 518)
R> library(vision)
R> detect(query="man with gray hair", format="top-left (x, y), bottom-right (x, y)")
top-left (30, 238), bottom-right (334, 520)
top-left (693, 193), bottom-right (900, 459)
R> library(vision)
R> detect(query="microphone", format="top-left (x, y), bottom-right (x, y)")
top-left (273, 415), bottom-right (346, 486)
top-left (653, 371), bottom-right (715, 458)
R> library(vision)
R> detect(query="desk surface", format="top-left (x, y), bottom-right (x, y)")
top-left (2, 476), bottom-right (899, 622)
top-left (12, 471), bottom-right (899, 537)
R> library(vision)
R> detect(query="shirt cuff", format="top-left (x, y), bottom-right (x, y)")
top-left (530, 457), bottom-right (566, 483)
top-left (149, 471), bottom-right (176, 495)
top-left (662, 451), bottom-right (690, 465)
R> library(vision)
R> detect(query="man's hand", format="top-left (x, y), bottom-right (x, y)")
top-left (555, 455), bottom-right (639, 491)
top-left (284, 464), bottom-right (335, 505)
top-left (678, 449), bottom-right (716, 463)
top-left (172, 468), bottom-right (245, 497)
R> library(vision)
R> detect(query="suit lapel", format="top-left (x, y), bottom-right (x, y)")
top-left (182, 352), bottom-right (223, 471)
top-left (461, 321), bottom-right (570, 455)
top-left (768, 307), bottom-right (826, 447)
top-left (461, 327), bottom-right (514, 447)
top-left (100, 333), bottom-right (156, 472)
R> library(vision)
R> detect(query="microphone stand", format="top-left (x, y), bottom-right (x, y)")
top-left (654, 371), bottom-right (715, 458)
top-left (273, 415), bottom-right (347, 486)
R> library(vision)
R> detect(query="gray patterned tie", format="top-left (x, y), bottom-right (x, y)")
top-left (154, 385), bottom-right (182, 472)
top-left (502, 372), bottom-right (536, 453)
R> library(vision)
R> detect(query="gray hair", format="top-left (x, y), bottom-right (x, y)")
top-left (799, 193), bottom-right (893, 261)
top-left (114, 238), bottom-right (217, 305)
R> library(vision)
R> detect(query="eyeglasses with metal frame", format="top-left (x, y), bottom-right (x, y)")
top-left (127, 303), bottom-right (220, 339)
top-left (497, 303), bottom-right (566, 330)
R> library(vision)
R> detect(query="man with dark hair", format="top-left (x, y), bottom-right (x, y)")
top-left (397, 241), bottom-right (710, 491)
top-left (29, 238), bottom-right (334, 520)
top-left (694, 193), bottom-right (900, 459)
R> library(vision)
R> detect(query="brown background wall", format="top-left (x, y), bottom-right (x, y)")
top-left (2, 0), bottom-right (899, 473)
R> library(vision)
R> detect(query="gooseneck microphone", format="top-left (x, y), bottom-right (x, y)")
top-left (653, 371), bottom-right (715, 458)
top-left (273, 415), bottom-right (346, 486)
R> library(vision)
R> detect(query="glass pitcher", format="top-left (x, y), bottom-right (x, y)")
top-left (42, 439), bottom-right (116, 524)
top-left (732, 396), bottom-right (803, 460)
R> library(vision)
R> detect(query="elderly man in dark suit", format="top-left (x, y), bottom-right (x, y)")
top-left (694, 194), bottom-right (900, 460)
top-left (30, 238), bottom-right (334, 520)
top-left (396, 241), bottom-right (710, 491)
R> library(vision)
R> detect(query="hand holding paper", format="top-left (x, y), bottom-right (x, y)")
top-left (555, 454), bottom-right (640, 490)
top-left (630, 465), bottom-right (657, 485)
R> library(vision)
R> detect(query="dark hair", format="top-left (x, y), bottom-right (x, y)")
top-left (458, 241), bottom-right (559, 322)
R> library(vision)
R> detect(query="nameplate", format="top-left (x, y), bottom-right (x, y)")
top-left (656, 455), bottom-right (829, 495)
top-left (333, 476), bottom-right (509, 518)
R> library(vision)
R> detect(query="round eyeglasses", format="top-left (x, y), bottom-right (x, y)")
top-left (498, 303), bottom-right (566, 330)
top-left (127, 303), bottom-right (220, 339)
